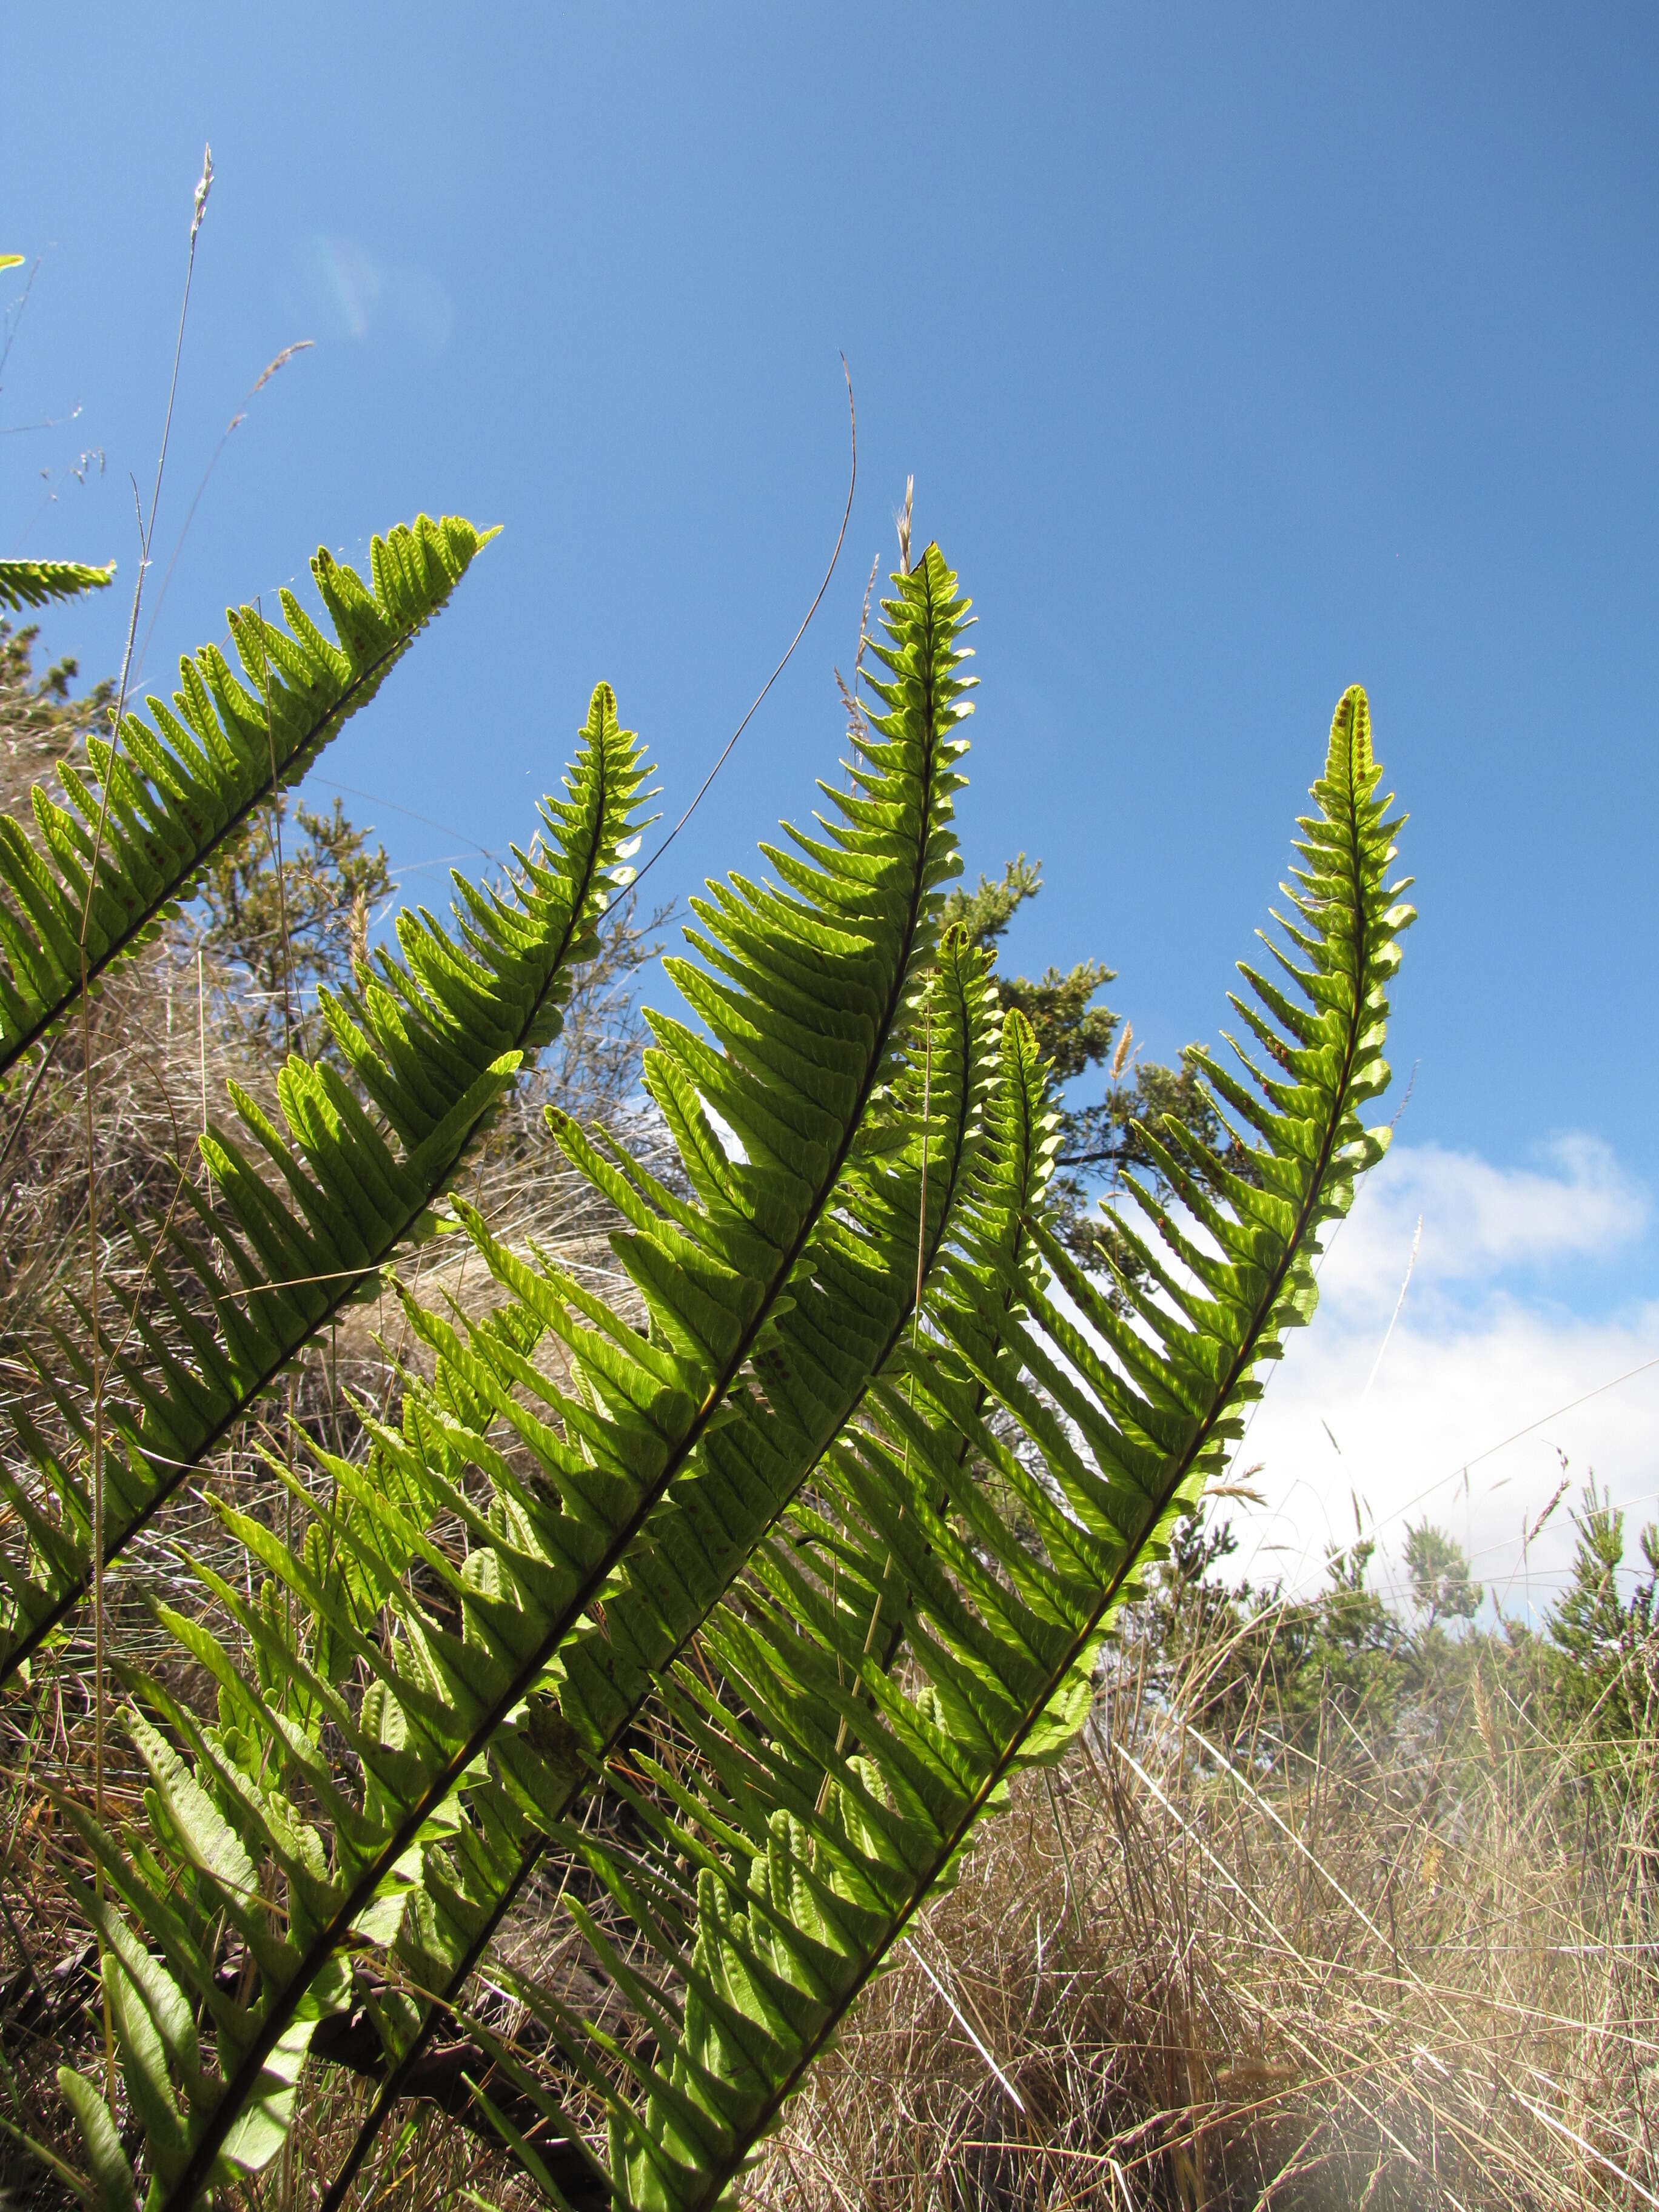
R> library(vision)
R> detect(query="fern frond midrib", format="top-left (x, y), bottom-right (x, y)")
top-left (1, 735), bottom-right (621, 1689)
top-left (158, 583), bottom-right (956, 2212)
top-left (872, 1066), bottom-right (1042, 1681)
top-left (318, 1067), bottom-right (984, 2196)
top-left (320, 956), bottom-right (990, 2190)
top-left (680, 744), bottom-right (1378, 2211)
top-left (2, 625), bottom-right (420, 1079)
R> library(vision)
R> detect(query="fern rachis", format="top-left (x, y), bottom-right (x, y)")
top-left (310, 936), bottom-right (1024, 2199)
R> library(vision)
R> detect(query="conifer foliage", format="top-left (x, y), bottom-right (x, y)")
top-left (0, 515), bottom-right (1410, 2210)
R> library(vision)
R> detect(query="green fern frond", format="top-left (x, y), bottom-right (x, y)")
top-left (0, 682), bottom-right (650, 1686)
top-left (0, 556), bottom-right (116, 612)
top-left (308, 928), bottom-right (1042, 2198)
top-left (0, 514), bottom-right (491, 1080)
top-left (60, 547), bottom-right (977, 2210)
top-left (498, 683), bottom-right (1412, 2212)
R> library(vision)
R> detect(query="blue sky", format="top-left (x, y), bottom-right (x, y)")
top-left (7, 5), bottom-right (1658, 1572)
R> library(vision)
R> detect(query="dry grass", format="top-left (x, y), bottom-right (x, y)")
top-left (183, 1584), bottom-right (1654, 2212)
top-left (745, 1610), bottom-right (1657, 2211)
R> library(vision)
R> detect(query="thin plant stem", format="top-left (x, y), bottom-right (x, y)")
top-left (817, 982), bottom-right (933, 1809)
top-left (75, 976), bottom-right (116, 2105)
top-left (72, 142), bottom-right (211, 2110)
top-left (135, 341), bottom-right (313, 686)
top-left (628, 357), bottom-right (856, 898)
top-left (76, 146), bottom-right (212, 953)
top-left (196, 945), bottom-right (209, 1166)
top-left (0, 1030), bottom-right (63, 1230)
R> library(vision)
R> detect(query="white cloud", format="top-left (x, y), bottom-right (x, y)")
top-left (283, 238), bottom-right (455, 352)
top-left (1224, 1135), bottom-right (1659, 1621)
top-left (1310, 1134), bottom-right (1646, 1311)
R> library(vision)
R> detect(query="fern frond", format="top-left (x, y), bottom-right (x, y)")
top-left (308, 931), bottom-right (1044, 2194)
top-left (0, 514), bottom-right (491, 1079)
top-left (0, 556), bottom-right (116, 612)
top-left (62, 548), bottom-right (977, 2209)
top-left (0, 682), bottom-right (650, 1686)
top-left (503, 684), bottom-right (1412, 2211)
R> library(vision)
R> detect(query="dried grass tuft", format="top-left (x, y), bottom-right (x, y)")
top-left (749, 1611), bottom-right (1658, 2211)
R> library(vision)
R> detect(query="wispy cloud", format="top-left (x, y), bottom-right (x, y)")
top-left (282, 236), bottom-right (454, 352)
top-left (1233, 1134), bottom-right (1659, 1618)
top-left (1319, 1135), bottom-right (1646, 1308)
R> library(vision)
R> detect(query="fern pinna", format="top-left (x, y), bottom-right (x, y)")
top-left (0, 557), bottom-right (116, 615)
top-left (46, 547), bottom-right (977, 2208)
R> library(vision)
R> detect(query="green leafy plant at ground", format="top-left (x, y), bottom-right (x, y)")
top-left (0, 508), bottom-right (1410, 2210)
top-left (1403, 1515), bottom-right (1483, 1629)
top-left (1544, 1479), bottom-right (1659, 1793)
top-left (1150, 1476), bottom-right (1659, 1834)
